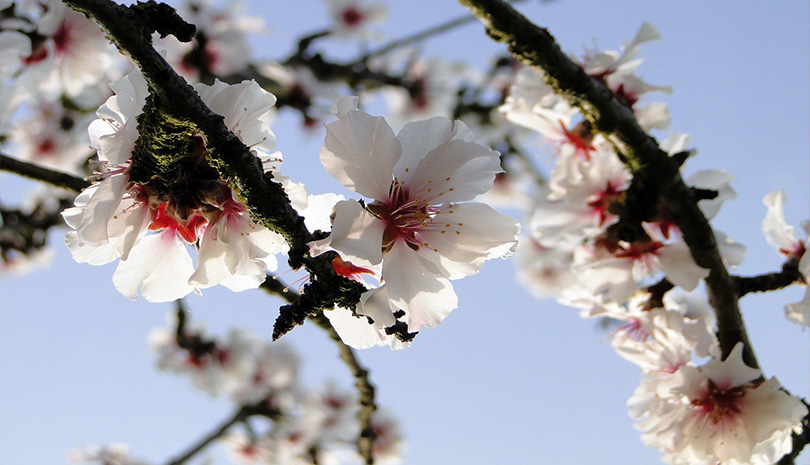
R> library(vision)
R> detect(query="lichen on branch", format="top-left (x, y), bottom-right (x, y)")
top-left (65, 0), bottom-right (366, 338)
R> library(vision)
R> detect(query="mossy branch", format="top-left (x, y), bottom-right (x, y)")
top-left (64, 0), bottom-right (366, 338)
top-left (458, 0), bottom-right (757, 370)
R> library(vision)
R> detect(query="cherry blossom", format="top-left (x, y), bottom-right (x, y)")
top-left (315, 97), bottom-right (519, 333)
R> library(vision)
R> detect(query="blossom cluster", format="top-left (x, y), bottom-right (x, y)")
top-left (1, 1), bottom-right (808, 464)
top-left (497, 23), bottom-right (808, 464)
top-left (62, 69), bottom-right (292, 301)
top-left (70, 315), bottom-right (404, 465)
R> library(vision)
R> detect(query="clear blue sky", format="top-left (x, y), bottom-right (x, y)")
top-left (0, 1), bottom-right (808, 464)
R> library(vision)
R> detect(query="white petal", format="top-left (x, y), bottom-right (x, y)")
top-left (419, 202), bottom-right (519, 279)
top-left (356, 285), bottom-right (397, 328)
top-left (64, 230), bottom-right (118, 265)
top-left (328, 200), bottom-right (385, 267)
top-left (383, 241), bottom-right (458, 331)
top-left (76, 174), bottom-right (129, 244)
top-left (324, 306), bottom-right (390, 350)
top-left (112, 231), bottom-right (196, 302)
top-left (763, 190), bottom-right (800, 253)
top-left (785, 288), bottom-right (810, 328)
top-left (407, 139), bottom-right (502, 203)
top-left (688, 169), bottom-right (737, 220)
top-left (394, 117), bottom-right (473, 177)
top-left (332, 96), bottom-right (360, 118)
top-left (657, 241), bottom-right (709, 291)
top-left (321, 110), bottom-right (401, 200)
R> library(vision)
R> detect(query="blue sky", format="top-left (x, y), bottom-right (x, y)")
top-left (0, 1), bottom-right (808, 464)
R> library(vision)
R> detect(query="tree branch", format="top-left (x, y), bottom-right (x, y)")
top-left (352, 14), bottom-right (478, 65)
top-left (734, 257), bottom-right (805, 298)
top-left (261, 274), bottom-right (378, 464)
top-left (457, 0), bottom-right (758, 370)
top-left (0, 152), bottom-right (90, 192)
top-left (64, 0), bottom-right (366, 340)
top-left (165, 404), bottom-right (254, 465)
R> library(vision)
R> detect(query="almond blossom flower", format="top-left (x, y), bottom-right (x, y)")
top-left (762, 191), bottom-right (810, 327)
top-left (9, 100), bottom-right (93, 173)
top-left (381, 57), bottom-right (465, 131)
top-left (13, 0), bottom-right (118, 101)
top-left (513, 235), bottom-right (576, 299)
top-left (631, 344), bottom-right (806, 465)
top-left (314, 97), bottom-right (519, 334)
top-left (68, 443), bottom-right (150, 465)
top-left (573, 227), bottom-right (709, 303)
top-left (149, 326), bottom-right (259, 397)
top-left (63, 69), bottom-right (288, 302)
top-left (156, 0), bottom-right (266, 81)
top-left (325, 0), bottom-right (387, 40)
top-left (529, 150), bottom-right (631, 249)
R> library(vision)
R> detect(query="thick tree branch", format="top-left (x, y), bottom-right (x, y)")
top-left (458, 0), bottom-right (758, 369)
top-left (261, 274), bottom-right (378, 464)
top-left (64, 0), bottom-right (366, 339)
top-left (0, 152), bottom-right (90, 192)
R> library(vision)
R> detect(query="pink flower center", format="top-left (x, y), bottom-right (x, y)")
top-left (587, 181), bottom-right (624, 226)
top-left (559, 120), bottom-right (594, 160)
top-left (52, 21), bottom-right (72, 55)
top-left (613, 318), bottom-right (649, 341)
top-left (341, 7), bottom-right (365, 27)
top-left (614, 241), bottom-right (664, 260)
top-left (368, 181), bottom-right (437, 253)
top-left (691, 379), bottom-right (746, 425)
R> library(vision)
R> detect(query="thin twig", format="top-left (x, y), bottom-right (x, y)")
top-left (351, 0), bottom-right (528, 65)
top-left (0, 152), bottom-right (90, 192)
top-left (261, 274), bottom-right (378, 464)
top-left (735, 272), bottom-right (805, 298)
top-left (165, 405), bottom-right (253, 465)
top-left (353, 14), bottom-right (478, 65)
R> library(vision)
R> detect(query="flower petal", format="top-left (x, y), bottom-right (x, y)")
top-left (383, 241), bottom-right (458, 331)
top-left (407, 138), bottom-right (502, 203)
top-left (112, 230), bottom-right (196, 302)
top-left (419, 202), bottom-right (519, 279)
top-left (327, 200), bottom-right (385, 266)
top-left (321, 110), bottom-right (401, 200)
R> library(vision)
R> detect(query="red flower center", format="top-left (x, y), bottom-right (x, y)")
top-left (691, 379), bottom-right (746, 425)
top-left (341, 7), bottom-right (365, 27)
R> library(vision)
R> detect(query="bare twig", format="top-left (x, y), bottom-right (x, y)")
top-left (261, 274), bottom-right (378, 464)
top-left (0, 152), bottom-right (90, 192)
top-left (353, 14), bottom-right (478, 65)
top-left (165, 404), bottom-right (254, 465)
top-left (734, 257), bottom-right (805, 297)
